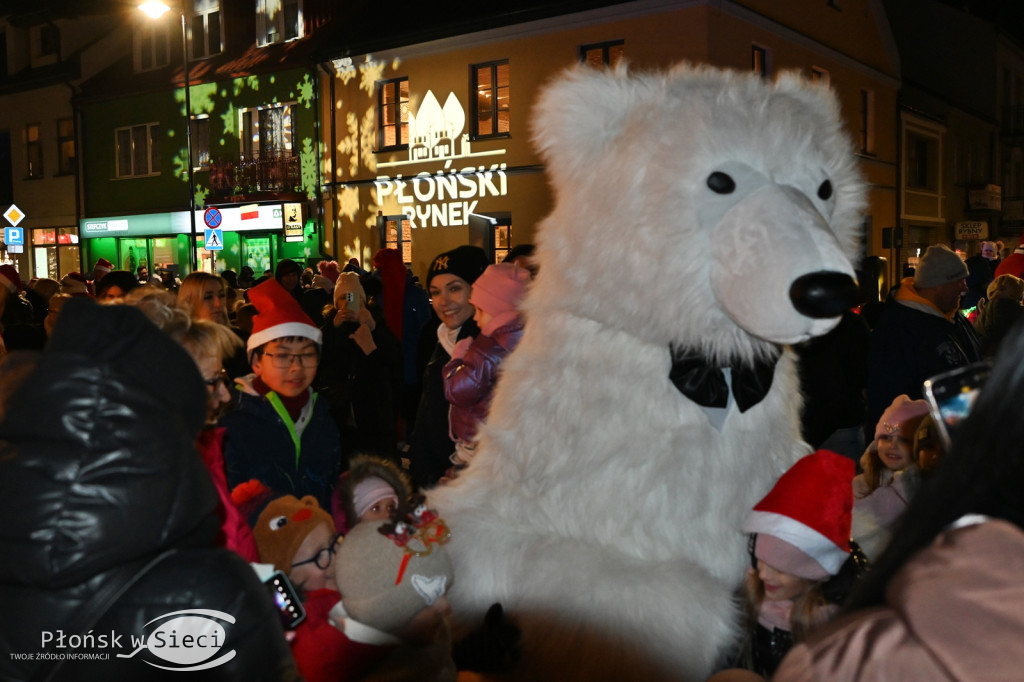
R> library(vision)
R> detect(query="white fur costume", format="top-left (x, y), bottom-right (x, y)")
top-left (430, 64), bottom-right (865, 681)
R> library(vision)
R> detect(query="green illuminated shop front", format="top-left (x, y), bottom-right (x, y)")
top-left (79, 202), bottom-right (319, 279)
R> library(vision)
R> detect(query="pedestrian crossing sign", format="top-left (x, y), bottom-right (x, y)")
top-left (204, 228), bottom-right (224, 251)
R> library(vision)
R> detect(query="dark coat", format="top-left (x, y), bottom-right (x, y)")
top-left (221, 387), bottom-right (342, 511)
top-left (867, 299), bottom-right (983, 430)
top-left (315, 313), bottom-right (403, 459)
top-left (963, 254), bottom-right (994, 310)
top-left (796, 310), bottom-right (870, 447)
top-left (408, 318), bottom-right (479, 490)
top-left (974, 296), bottom-right (1023, 358)
top-left (0, 299), bottom-right (297, 681)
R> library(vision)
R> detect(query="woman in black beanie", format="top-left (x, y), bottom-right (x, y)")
top-left (407, 245), bottom-right (489, 489)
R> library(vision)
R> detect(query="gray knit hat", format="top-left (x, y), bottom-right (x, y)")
top-left (914, 245), bottom-right (968, 288)
top-left (335, 507), bottom-right (453, 633)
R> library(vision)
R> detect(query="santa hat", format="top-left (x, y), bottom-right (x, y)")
top-left (0, 265), bottom-right (23, 293)
top-left (93, 258), bottom-right (113, 273)
top-left (742, 450), bottom-right (854, 580)
top-left (246, 278), bottom-right (322, 354)
top-left (60, 272), bottom-right (92, 297)
top-left (246, 488), bottom-right (336, 576)
top-left (469, 263), bottom-right (530, 317)
top-left (875, 394), bottom-right (930, 441)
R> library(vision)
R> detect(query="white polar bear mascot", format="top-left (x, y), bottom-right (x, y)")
top-left (430, 63), bottom-right (865, 681)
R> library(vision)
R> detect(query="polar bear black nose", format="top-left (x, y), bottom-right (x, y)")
top-left (789, 271), bottom-right (859, 319)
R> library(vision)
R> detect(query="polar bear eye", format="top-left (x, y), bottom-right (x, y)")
top-left (706, 172), bottom-right (735, 194)
top-left (817, 180), bottom-right (833, 200)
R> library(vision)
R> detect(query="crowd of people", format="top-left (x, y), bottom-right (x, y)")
top-left (1, 235), bottom-right (1023, 681)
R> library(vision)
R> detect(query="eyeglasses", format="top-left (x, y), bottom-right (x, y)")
top-left (263, 351), bottom-right (319, 368)
top-left (291, 533), bottom-right (343, 570)
top-left (204, 369), bottom-right (229, 388)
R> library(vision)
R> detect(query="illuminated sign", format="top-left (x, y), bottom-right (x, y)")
top-left (375, 89), bottom-right (508, 229)
top-left (283, 203), bottom-right (303, 242)
top-left (81, 205), bottom-right (287, 238)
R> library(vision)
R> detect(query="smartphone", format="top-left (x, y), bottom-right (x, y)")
top-left (345, 291), bottom-right (359, 311)
top-left (264, 570), bottom-right (306, 630)
top-left (922, 361), bottom-right (990, 450)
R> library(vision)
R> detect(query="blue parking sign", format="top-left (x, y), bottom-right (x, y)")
top-left (4, 227), bottom-right (23, 245)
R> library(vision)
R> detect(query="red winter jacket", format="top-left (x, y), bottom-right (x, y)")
top-left (195, 426), bottom-right (260, 562)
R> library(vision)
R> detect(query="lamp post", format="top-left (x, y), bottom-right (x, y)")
top-left (139, 1), bottom-right (199, 273)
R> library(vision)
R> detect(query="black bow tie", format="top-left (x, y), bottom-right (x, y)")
top-left (668, 348), bottom-right (779, 413)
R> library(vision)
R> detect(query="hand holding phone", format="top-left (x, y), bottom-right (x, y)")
top-left (923, 361), bottom-right (990, 451)
top-left (264, 570), bottom-right (306, 630)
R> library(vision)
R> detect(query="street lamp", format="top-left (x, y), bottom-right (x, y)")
top-left (139, 1), bottom-right (199, 273)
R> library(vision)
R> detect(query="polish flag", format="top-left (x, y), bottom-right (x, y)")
top-left (240, 204), bottom-right (259, 220)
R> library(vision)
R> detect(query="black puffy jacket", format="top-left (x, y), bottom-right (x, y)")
top-left (0, 299), bottom-right (298, 681)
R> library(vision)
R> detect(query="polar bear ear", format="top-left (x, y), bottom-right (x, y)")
top-left (530, 64), bottom-right (646, 169)
top-left (772, 69), bottom-right (843, 123)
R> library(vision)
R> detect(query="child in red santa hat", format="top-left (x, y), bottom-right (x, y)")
top-left (220, 279), bottom-right (342, 511)
top-left (719, 450), bottom-right (866, 679)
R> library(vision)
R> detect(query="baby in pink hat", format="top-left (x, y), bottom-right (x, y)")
top-left (442, 263), bottom-right (530, 473)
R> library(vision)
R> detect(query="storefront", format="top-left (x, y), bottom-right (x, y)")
top-left (30, 226), bottom-right (80, 281)
top-left (79, 202), bottom-right (319, 279)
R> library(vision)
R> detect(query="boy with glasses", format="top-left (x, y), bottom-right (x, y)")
top-left (235, 484), bottom-right (390, 681)
top-left (222, 279), bottom-right (342, 510)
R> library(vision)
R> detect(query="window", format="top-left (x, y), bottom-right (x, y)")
top-left (860, 89), bottom-right (875, 154)
top-left (135, 20), bottom-right (170, 71)
top-left (901, 118), bottom-right (943, 220)
top-left (57, 118), bottom-right (75, 175)
top-left (580, 40), bottom-right (624, 69)
top-left (240, 103), bottom-right (293, 159)
top-left (376, 78), bottom-right (409, 151)
top-left (383, 216), bottom-right (412, 265)
top-left (190, 0), bottom-right (222, 59)
top-left (25, 124), bottom-right (42, 179)
top-left (751, 46), bottom-right (767, 78)
top-left (471, 60), bottom-right (510, 139)
top-left (32, 24), bottom-right (59, 60)
top-left (191, 115), bottom-right (210, 169)
top-left (494, 217), bottom-right (511, 263)
top-left (810, 67), bottom-right (829, 86)
top-left (115, 123), bottom-right (161, 177)
top-left (256, 0), bottom-right (302, 46)
top-left (907, 135), bottom-right (932, 189)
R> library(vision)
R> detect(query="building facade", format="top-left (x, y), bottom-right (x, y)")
top-left (885, 0), bottom-right (1024, 279)
top-left (0, 8), bottom-right (123, 281)
top-left (74, 0), bottom-right (336, 280)
top-left (318, 0), bottom-right (901, 285)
